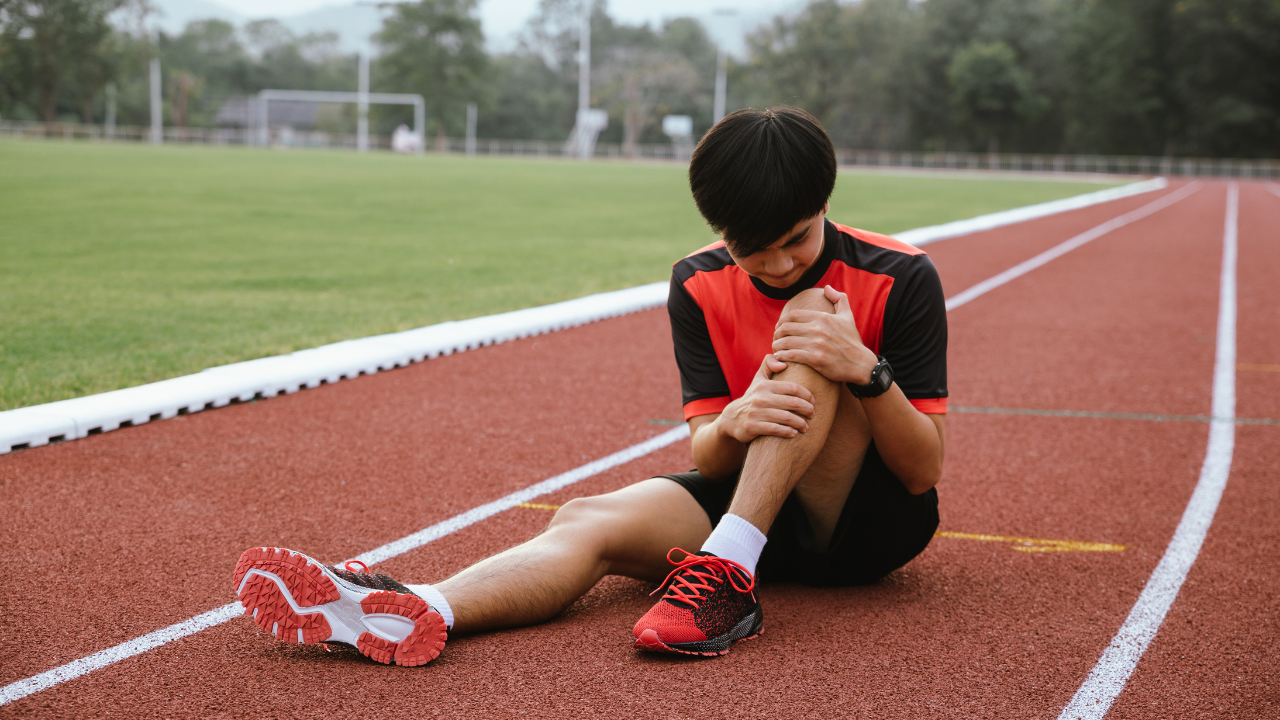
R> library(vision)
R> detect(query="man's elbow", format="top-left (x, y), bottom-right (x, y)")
top-left (901, 462), bottom-right (943, 495)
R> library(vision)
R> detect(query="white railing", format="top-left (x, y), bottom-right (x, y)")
top-left (3, 119), bottom-right (1277, 178)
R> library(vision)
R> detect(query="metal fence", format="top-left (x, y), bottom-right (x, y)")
top-left (4, 119), bottom-right (1278, 179)
top-left (833, 149), bottom-right (1280, 179)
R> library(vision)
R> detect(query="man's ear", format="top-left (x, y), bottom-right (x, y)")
top-left (823, 201), bottom-right (830, 214)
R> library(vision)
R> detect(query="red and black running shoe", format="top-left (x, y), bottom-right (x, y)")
top-left (632, 549), bottom-right (762, 656)
top-left (232, 547), bottom-right (447, 667)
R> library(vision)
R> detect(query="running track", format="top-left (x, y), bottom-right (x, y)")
top-left (1, 180), bottom-right (1275, 718)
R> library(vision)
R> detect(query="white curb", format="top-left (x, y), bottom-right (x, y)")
top-left (0, 282), bottom-right (668, 453)
top-left (896, 177), bottom-right (1167, 246)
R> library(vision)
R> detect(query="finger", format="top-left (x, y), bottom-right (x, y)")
top-left (752, 408), bottom-right (809, 432)
top-left (755, 355), bottom-right (773, 381)
top-left (772, 349), bottom-right (822, 370)
top-left (776, 309), bottom-right (829, 326)
top-left (756, 386), bottom-right (816, 417)
top-left (750, 422), bottom-right (801, 439)
top-left (763, 353), bottom-right (787, 374)
top-left (764, 380), bottom-right (816, 405)
top-left (767, 393), bottom-right (815, 418)
top-left (825, 285), bottom-right (852, 317)
top-left (773, 320), bottom-right (825, 340)
top-left (772, 335), bottom-right (821, 353)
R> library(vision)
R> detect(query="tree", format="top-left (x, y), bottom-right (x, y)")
top-left (908, 0), bottom-right (1068, 152)
top-left (0, 0), bottom-right (126, 122)
top-left (512, 0), bottom-right (714, 145)
top-left (1064, 0), bottom-right (1280, 157)
top-left (947, 40), bottom-right (1045, 153)
top-left (596, 46), bottom-right (699, 156)
top-left (376, 0), bottom-right (490, 142)
top-left (741, 0), bottom-right (917, 150)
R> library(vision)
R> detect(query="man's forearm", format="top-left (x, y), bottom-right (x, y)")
top-left (690, 417), bottom-right (747, 481)
top-left (859, 384), bottom-right (945, 494)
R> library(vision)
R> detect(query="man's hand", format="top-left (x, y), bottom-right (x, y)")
top-left (715, 355), bottom-right (816, 443)
top-left (772, 285), bottom-right (880, 385)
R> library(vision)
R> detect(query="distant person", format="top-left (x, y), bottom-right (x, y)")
top-left (232, 106), bottom-right (948, 665)
top-left (390, 124), bottom-right (420, 153)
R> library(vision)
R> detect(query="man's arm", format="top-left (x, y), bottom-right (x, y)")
top-left (771, 285), bottom-right (945, 494)
top-left (688, 355), bottom-right (815, 481)
top-left (858, 388), bottom-right (945, 494)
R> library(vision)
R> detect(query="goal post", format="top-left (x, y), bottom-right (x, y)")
top-left (253, 89), bottom-right (426, 154)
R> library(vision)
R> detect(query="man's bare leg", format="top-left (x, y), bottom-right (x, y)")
top-left (438, 478), bottom-right (713, 635)
top-left (727, 288), bottom-right (872, 549)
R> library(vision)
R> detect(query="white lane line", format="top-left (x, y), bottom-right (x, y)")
top-left (1058, 182), bottom-right (1238, 719)
top-left (945, 182), bottom-right (1200, 311)
top-left (898, 177), bottom-right (1167, 247)
top-left (0, 425), bottom-right (690, 708)
top-left (1268, 182), bottom-right (1280, 199)
top-left (0, 183), bottom-right (1204, 707)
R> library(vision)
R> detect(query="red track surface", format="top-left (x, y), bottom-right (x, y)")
top-left (1, 180), bottom-right (1276, 718)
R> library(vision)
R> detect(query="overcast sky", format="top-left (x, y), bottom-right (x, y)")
top-left (202, 0), bottom-right (800, 53)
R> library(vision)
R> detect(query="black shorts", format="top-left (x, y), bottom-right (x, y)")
top-left (659, 443), bottom-right (939, 587)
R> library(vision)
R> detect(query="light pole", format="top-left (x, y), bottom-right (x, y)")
top-left (466, 103), bottom-right (477, 156)
top-left (149, 31), bottom-right (162, 145)
top-left (713, 48), bottom-right (727, 124)
top-left (105, 83), bottom-right (117, 139)
top-left (357, 51), bottom-right (370, 153)
top-left (710, 8), bottom-right (737, 126)
top-left (565, 3), bottom-right (606, 160)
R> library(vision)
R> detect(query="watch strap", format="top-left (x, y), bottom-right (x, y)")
top-left (848, 356), bottom-right (893, 399)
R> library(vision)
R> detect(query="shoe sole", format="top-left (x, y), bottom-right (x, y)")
top-left (233, 547), bottom-right (446, 667)
top-left (633, 606), bottom-right (764, 657)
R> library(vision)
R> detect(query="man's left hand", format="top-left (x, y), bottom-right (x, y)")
top-left (771, 285), bottom-right (880, 385)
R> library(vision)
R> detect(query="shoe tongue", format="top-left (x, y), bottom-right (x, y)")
top-left (659, 552), bottom-right (722, 607)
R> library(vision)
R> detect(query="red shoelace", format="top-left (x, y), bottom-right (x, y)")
top-left (344, 560), bottom-right (369, 573)
top-left (651, 548), bottom-right (756, 609)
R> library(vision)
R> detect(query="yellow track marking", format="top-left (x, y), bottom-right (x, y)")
top-left (516, 502), bottom-right (561, 511)
top-left (515, 503), bottom-right (1125, 553)
top-left (936, 530), bottom-right (1126, 553)
top-left (1238, 363), bottom-right (1280, 372)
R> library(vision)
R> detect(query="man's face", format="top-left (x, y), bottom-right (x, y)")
top-left (725, 203), bottom-right (828, 289)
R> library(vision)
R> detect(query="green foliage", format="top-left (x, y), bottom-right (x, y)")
top-left (947, 40), bottom-right (1047, 153)
top-left (375, 0), bottom-right (490, 138)
top-left (1, 0), bottom-right (1276, 156)
top-left (0, 139), bottom-right (1114, 409)
top-left (741, 0), bottom-right (918, 149)
top-left (0, 0), bottom-right (125, 121)
top-left (494, 0), bottom-right (717, 145)
top-left (1064, 0), bottom-right (1280, 157)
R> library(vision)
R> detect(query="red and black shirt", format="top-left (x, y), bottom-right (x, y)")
top-left (669, 219), bottom-right (948, 421)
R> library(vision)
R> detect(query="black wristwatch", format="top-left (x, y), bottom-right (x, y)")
top-left (848, 356), bottom-right (894, 398)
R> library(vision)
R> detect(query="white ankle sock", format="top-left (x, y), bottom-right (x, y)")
top-left (405, 583), bottom-right (454, 629)
top-left (699, 513), bottom-right (768, 576)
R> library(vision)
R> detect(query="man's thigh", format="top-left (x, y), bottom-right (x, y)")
top-left (585, 477), bottom-right (714, 583)
top-left (791, 384), bottom-right (873, 544)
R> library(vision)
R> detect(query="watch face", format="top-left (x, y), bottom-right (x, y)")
top-left (873, 359), bottom-right (893, 394)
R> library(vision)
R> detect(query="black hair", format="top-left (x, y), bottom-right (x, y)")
top-left (688, 106), bottom-right (837, 257)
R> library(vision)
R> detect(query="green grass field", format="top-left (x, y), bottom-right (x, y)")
top-left (0, 140), bottom-right (1118, 410)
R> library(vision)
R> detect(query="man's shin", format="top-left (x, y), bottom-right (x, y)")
top-left (729, 361), bottom-right (841, 534)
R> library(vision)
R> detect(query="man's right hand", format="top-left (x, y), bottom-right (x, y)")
top-left (715, 354), bottom-right (816, 443)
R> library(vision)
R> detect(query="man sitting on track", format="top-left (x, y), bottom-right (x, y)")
top-left (232, 106), bottom-right (949, 666)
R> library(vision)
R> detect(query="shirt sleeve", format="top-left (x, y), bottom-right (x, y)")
top-left (880, 254), bottom-right (948, 413)
top-left (668, 272), bottom-right (732, 420)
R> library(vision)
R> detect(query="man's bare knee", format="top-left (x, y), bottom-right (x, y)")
top-left (547, 496), bottom-right (612, 534)
top-left (755, 287), bottom-right (841, 438)
top-left (783, 286), bottom-right (835, 315)
top-left (775, 287), bottom-right (839, 386)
